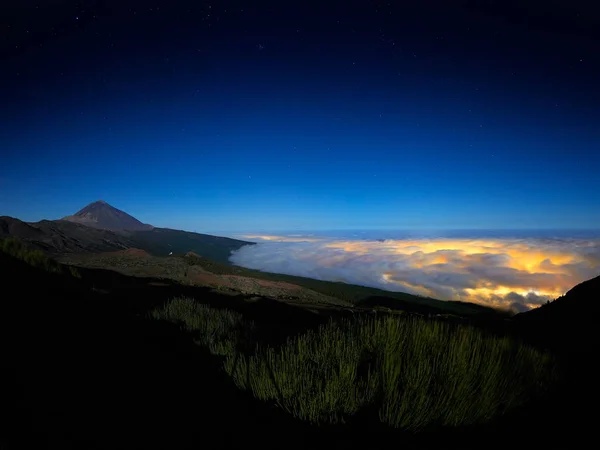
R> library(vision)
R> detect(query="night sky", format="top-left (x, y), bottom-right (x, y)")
top-left (2, 0), bottom-right (599, 232)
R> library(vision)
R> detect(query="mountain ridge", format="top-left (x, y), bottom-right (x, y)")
top-left (514, 273), bottom-right (600, 352)
top-left (0, 215), bottom-right (253, 264)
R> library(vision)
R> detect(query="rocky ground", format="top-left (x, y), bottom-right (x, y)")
top-left (58, 249), bottom-right (353, 309)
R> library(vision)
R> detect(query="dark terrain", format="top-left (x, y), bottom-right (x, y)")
top-left (516, 273), bottom-right (600, 351)
top-left (1, 242), bottom-right (598, 448)
top-left (1, 250), bottom-right (312, 449)
top-left (0, 202), bottom-right (252, 264)
top-left (1, 203), bottom-right (599, 447)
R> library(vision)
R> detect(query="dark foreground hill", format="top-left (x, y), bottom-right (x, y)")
top-left (1, 240), bottom-right (599, 447)
top-left (0, 215), bottom-right (253, 264)
top-left (514, 274), bottom-right (600, 354)
top-left (0, 248), bottom-right (313, 449)
top-left (62, 200), bottom-right (153, 231)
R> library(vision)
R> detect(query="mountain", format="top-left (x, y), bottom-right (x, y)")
top-left (62, 200), bottom-right (153, 231)
top-left (0, 215), bottom-right (253, 264)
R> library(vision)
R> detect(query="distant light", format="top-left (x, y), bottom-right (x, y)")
top-left (75, 16), bottom-right (79, 20)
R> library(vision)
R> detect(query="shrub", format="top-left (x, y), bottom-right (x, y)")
top-left (150, 297), bottom-right (252, 356)
top-left (1, 237), bottom-right (82, 278)
top-left (152, 297), bottom-right (556, 430)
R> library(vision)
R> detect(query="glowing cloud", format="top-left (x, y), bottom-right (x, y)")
top-left (241, 235), bottom-right (325, 243)
top-left (230, 236), bottom-right (600, 312)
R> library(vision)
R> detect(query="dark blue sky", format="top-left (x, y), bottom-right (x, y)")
top-left (2, 0), bottom-right (599, 231)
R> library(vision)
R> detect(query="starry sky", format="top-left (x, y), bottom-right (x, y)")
top-left (2, 0), bottom-right (599, 232)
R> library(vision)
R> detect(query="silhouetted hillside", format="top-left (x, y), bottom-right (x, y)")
top-left (0, 216), bottom-right (46, 239)
top-left (0, 215), bottom-right (253, 264)
top-left (356, 295), bottom-right (499, 317)
top-left (0, 245), bottom-right (317, 449)
top-left (514, 274), bottom-right (600, 353)
top-left (1, 216), bottom-right (136, 253)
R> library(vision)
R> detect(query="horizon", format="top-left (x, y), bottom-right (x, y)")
top-left (4, 198), bottom-right (600, 235)
top-left (5, 198), bottom-right (600, 234)
top-left (6, 209), bottom-right (600, 235)
top-left (7, 199), bottom-right (600, 234)
top-left (3, 199), bottom-right (600, 311)
top-left (2, 1), bottom-right (599, 230)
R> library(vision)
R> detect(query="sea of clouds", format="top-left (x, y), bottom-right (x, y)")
top-left (228, 230), bottom-right (600, 312)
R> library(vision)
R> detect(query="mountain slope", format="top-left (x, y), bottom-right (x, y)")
top-left (129, 227), bottom-right (255, 262)
top-left (517, 274), bottom-right (600, 321)
top-left (1, 216), bottom-right (136, 254)
top-left (0, 216), bottom-right (46, 239)
top-left (514, 274), bottom-right (600, 352)
top-left (0, 216), bottom-right (253, 264)
top-left (62, 200), bottom-right (153, 231)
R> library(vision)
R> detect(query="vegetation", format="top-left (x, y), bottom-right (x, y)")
top-left (152, 297), bottom-right (556, 430)
top-left (3, 231), bottom-right (596, 447)
top-left (150, 297), bottom-right (249, 357)
top-left (0, 237), bottom-right (81, 278)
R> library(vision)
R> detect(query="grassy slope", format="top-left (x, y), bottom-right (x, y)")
top-left (153, 297), bottom-right (555, 430)
top-left (182, 253), bottom-right (502, 317)
top-left (0, 237), bottom-right (82, 278)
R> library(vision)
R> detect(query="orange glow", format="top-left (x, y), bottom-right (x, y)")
top-left (242, 235), bottom-right (323, 243)
top-left (239, 235), bottom-right (599, 310)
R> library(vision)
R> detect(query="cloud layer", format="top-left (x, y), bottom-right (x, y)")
top-left (230, 235), bottom-right (600, 311)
